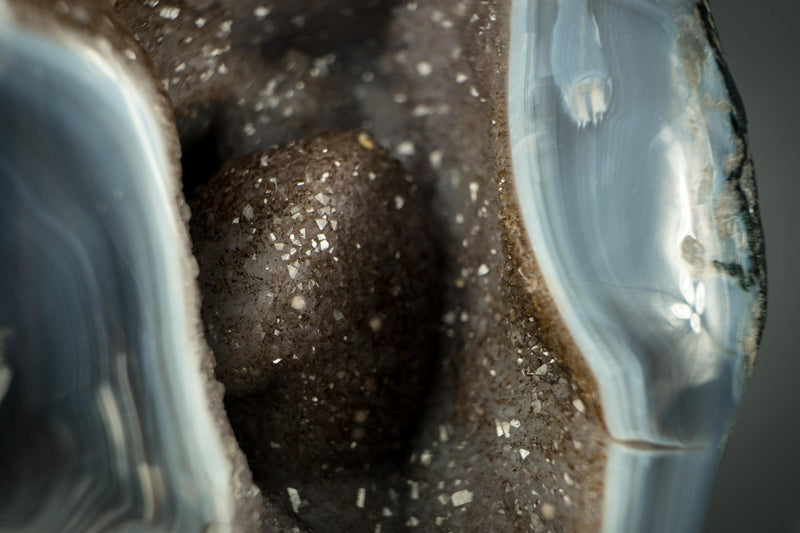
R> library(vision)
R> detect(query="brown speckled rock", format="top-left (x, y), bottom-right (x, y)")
top-left (110, 0), bottom-right (402, 194)
top-left (190, 130), bottom-right (441, 530)
top-left (109, 1), bottom-right (610, 531)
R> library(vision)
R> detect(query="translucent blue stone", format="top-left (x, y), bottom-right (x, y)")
top-left (0, 22), bottom-right (238, 531)
top-left (509, 0), bottom-right (766, 531)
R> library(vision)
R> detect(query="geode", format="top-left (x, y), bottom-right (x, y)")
top-left (0, 0), bottom-right (765, 532)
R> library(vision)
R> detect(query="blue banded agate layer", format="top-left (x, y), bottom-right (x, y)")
top-left (509, 0), bottom-right (765, 531)
top-left (0, 18), bottom-right (238, 531)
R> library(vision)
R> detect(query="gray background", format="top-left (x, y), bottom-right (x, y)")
top-left (703, 2), bottom-right (799, 532)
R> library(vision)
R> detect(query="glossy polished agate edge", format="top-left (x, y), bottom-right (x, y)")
top-left (0, 18), bottom-right (237, 531)
top-left (603, 444), bottom-right (718, 532)
top-left (508, 0), bottom-right (764, 445)
top-left (508, 0), bottom-right (764, 531)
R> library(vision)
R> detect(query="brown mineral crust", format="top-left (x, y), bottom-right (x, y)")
top-left (104, 0), bottom-right (610, 531)
top-left (109, 0), bottom-right (403, 190)
top-left (479, 3), bottom-right (608, 528)
top-left (112, 0), bottom-right (399, 80)
top-left (190, 130), bottom-right (441, 530)
top-left (477, 3), bottom-right (604, 424)
top-left (370, 2), bottom-right (608, 531)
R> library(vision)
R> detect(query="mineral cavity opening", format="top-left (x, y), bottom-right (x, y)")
top-left (179, 113), bottom-right (224, 201)
top-left (173, 7), bottom-right (451, 526)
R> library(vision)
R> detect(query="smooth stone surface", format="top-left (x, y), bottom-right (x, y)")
top-left (509, 0), bottom-right (766, 531)
top-left (603, 443), bottom-right (718, 533)
top-left (0, 12), bottom-right (258, 531)
top-left (509, 0), bottom-right (765, 446)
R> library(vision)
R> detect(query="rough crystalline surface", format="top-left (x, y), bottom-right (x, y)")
top-left (174, 0), bottom-right (608, 530)
top-left (190, 131), bottom-right (440, 400)
top-left (190, 131), bottom-right (443, 530)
